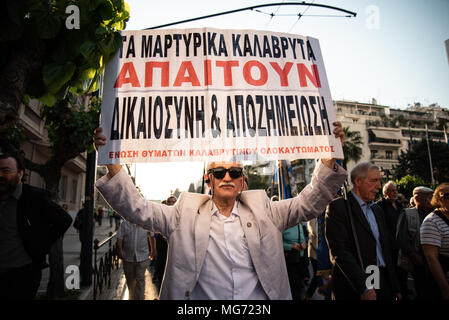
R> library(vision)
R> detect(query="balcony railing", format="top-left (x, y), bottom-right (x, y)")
top-left (370, 155), bottom-right (399, 161)
top-left (93, 231), bottom-right (120, 300)
top-left (366, 120), bottom-right (398, 129)
top-left (368, 138), bottom-right (402, 146)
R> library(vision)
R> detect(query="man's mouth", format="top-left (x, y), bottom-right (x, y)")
top-left (219, 183), bottom-right (235, 189)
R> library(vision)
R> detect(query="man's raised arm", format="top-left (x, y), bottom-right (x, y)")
top-left (93, 127), bottom-right (122, 178)
top-left (93, 127), bottom-right (180, 238)
top-left (321, 121), bottom-right (344, 170)
top-left (269, 121), bottom-right (347, 231)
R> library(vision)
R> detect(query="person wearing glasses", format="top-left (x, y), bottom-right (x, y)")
top-left (421, 183), bottom-right (449, 300)
top-left (0, 152), bottom-right (72, 300)
top-left (93, 122), bottom-right (346, 300)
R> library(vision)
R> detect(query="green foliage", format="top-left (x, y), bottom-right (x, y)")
top-left (393, 139), bottom-right (449, 186)
top-left (342, 126), bottom-right (363, 169)
top-left (40, 92), bottom-right (101, 156)
top-left (1, 0), bottom-right (129, 105)
top-left (394, 175), bottom-right (426, 199)
top-left (244, 164), bottom-right (270, 192)
top-left (4, 124), bottom-right (26, 149)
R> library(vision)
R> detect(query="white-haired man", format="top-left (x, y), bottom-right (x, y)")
top-left (377, 181), bottom-right (403, 236)
top-left (93, 122), bottom-right (346, 300)
top-left (326, 162), bottom-right (401, 300)
top-left (376, 180), bottom-right (406, 298)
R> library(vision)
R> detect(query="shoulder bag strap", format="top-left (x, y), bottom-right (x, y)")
top-left (434, 210), bottom-right (449, 227)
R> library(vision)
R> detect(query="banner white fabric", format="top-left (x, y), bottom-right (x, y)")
top-left (98, 28), bottom-right (343, 164)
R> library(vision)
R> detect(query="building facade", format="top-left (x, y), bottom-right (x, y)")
top-left (335, 99), bottom-right (448, 181)
top-left (16, 99), bottom-right (87, 218)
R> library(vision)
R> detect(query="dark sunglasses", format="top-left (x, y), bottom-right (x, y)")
top-left (442, 193), bottom-right (449, 200)
top-left (208, 167), bottom-right (243, 179)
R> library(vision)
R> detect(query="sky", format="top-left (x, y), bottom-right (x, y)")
top-left (120, 0), bottom-right (449, 200)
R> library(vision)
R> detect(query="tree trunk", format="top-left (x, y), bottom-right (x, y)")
top-left (42, 163), bottom-right (66, 298)
top-left (46, 238), bottom-right (65, 298)
top-left (80, 151), bottom-right (96, 286)
top-left (0, 46), bottom-right (44, 134)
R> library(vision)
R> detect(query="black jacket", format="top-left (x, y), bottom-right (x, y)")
top-left (16, 184), bottom-right (73, 269)
top-left (325, 192), bottom-right (400, 299)
top-left (375, 197), bottom-right (403, 241)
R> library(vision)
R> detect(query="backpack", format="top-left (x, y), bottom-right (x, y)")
top-left (73, 208), bottom-right (85, 230)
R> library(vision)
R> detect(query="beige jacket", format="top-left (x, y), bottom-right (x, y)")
top-left (307, 218), bottom-right (319, 260)
top-left (95, 161), bottom-right (346, 300)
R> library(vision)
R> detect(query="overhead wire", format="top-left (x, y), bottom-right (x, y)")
top-left (249, 1), bottom-right (348, 32)
top-left (255, 11), bottom-right (351, 17)
top-left (288, 0), bottom-right (315, 32)
top-left (263, 0), bottom-right (285, 28)
top-left (146, 3), bottom-right (356, 30)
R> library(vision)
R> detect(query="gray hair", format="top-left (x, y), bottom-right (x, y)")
top-left (383, 180), bottom-right (397, 195)
top-left (206, 161), bottom-right (243, 172)
top-left (350, 162), bottom-right (380, 185)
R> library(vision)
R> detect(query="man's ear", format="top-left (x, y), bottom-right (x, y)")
top-left (204, 173), bottom-right (210, 185)
top-left (353, 176), bottom-right (362, 189)
top-left (18, 170), bottom-right (24, 182)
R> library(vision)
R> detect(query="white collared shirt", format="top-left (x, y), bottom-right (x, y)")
top-left (190, 202), bottom-right (268, 300)
top-left (117, 220), bottom-right (150, 262)
top-left (351, 191), bottom-right (386, 267)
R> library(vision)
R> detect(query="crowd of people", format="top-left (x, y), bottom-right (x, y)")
top-left (94, 119), bottom-right (449, 301)
top-left (279, 163), bottom-right (449, 301)
top-left (95, 123), bottom-right (449, 301)
top-left (1, 121), bottom-right (448, 300)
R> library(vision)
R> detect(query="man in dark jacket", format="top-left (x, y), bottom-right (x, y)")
top-left (325, 162), bottom-right (401, 300)
top-left (396, 186), bottom-right (434, 299)
top-left (376, 180), bottom-right (409, 298)
top-left (0, 152), bottom-right (72, 299)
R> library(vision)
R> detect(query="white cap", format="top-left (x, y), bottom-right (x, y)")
top-left (413, 186), bottom-right (434, 195)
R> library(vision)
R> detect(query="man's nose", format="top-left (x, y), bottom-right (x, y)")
top-left (223, 171), bottom-right (232, 181)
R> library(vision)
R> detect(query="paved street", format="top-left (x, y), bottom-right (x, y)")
top-left (37, 215), bottom-right (120, 296)
top-left (36, 214), bottom-right (160, 300)
top-left (121, 264), bottom-right (159, 300)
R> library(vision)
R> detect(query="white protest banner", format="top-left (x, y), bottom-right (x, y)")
top-left (98, 28), bottom-right (343, 164)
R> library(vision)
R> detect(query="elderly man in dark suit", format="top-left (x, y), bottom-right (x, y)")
top-left (325, 161), bottom-right (401, 300)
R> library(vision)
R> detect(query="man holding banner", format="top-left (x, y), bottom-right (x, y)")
top-left (93, 27), bottom-right (347, 300)
top-left (93, 122), bottom-right (345, 300)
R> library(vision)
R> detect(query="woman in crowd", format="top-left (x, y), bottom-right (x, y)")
top-left (421, 183), bottom-right (449, 300)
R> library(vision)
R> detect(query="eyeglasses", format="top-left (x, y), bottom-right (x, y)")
top-left (207, 167), bottom-right (243, 179)
top-left (0, 168), bottom-right (18, 175)
top-left (442, 193), bottom-right (449, 200)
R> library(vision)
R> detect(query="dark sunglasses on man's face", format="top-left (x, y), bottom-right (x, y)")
top-left (442, 193), bottom-right (449, 200)
top-left (208, 167), bottom-right (243, 179)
